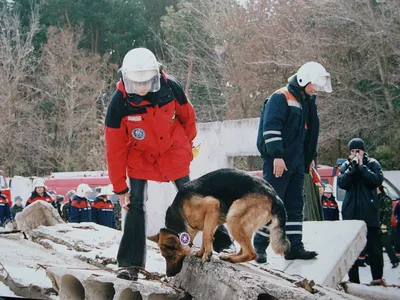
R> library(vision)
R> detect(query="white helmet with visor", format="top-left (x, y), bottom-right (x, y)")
top-left (119, 48), bottom-right (160, 95)
top-left (296, 62), bottom-right (332, 93)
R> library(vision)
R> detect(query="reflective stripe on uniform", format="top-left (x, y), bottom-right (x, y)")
top-left (286, 222), bottom-right (302, 226)
top-left (265, 137), bottom-right (282, 144)
top-left (256, 230), bottom-right (270, 237)
top-left (263, 130), bottom-right (281, 136)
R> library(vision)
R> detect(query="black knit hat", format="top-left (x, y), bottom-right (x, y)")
top-left (348, 138), bottom-right (365, 151)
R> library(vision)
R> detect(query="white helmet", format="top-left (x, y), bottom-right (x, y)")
top-left (119, 48), bottom-right (160, 95)
top-left (324, 184), bottom-right (333, 193)
top-left (76, 183), bottom-right (92, 198)
top-left (98, 185), bottom-right (114, 197)
top-left (33, 178), bottom-right (46, 190)
top-left (296, 62), bottom-right (332, 93)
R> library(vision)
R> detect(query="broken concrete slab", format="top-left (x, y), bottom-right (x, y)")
top-left (0, 232), bottom-right (181, 300)
top-left (252, 220), bottom-right (367, 288)
top-left (172, 255), bottom-right (361, 300)
top-left (29, 223), bottom-right (166, 274)
top-left (45, 266), bottom-right (181, 300)
top-left (27, 223), bottom-right (364, 299)
top-left (0, 234), bottom-right (89, 299)
top-left (341, 282), bottom-right (400, 300)
top-left (15, 200), bottom-right (64, 234)
top-left (30, 223), bottom-right (120, 253)
top-left (23, 223), bottom-right (362, 300)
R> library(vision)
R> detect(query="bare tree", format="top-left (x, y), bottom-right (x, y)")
top-left (306, 0), bottom-right (400, 163)
top-left (0, 5), bottom-right (40, 175)
top-left (33, 26), bottom-right (111, 173)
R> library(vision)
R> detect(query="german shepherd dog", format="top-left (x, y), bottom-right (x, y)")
top-left (148, 168), bottom-right (290, 276)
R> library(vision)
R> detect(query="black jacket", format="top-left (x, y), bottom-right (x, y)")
top-left (257, 75), bottom-right (320, 172)
top-left (337, 156), bottom-right (383, 227)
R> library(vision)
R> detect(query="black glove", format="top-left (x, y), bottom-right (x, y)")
top-left (346, 165), bottom-right (358, 175)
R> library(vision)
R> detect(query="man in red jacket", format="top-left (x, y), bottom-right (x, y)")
top-left (105, 47), bottom-right (231, 281)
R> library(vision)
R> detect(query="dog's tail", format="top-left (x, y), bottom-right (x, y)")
top-left (268, 194), bottom-right (290, 255)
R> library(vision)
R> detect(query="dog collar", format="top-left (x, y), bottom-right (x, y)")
top-left (161, 227), bottom-right (193, 247)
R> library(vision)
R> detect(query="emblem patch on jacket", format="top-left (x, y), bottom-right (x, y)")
top-left (132, 128), bottom-right (146, 140)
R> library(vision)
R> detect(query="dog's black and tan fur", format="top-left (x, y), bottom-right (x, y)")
top-left (148, 168), bottom-right (290, 276)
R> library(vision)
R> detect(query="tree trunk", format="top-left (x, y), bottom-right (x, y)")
top-left (185, 45), bottom-right (194, 97)
top-left (90, 23), bottom-right (95, 54)
top-left (95, 25), bottom-right (100, 55)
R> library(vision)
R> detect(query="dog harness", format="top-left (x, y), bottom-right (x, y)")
top-left (161, 227), bottom-right (193, 247)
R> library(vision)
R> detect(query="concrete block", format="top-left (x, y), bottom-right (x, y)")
top-left (172, 255), bottom-right (361, 300)
top-left (45, 267), bottom-right (180, 300)
top-left (0, 231), bottom-right (178, 300)
top-left (255, 220), bottom-right (367, 288)
top-left (15, 200), bottom-right (64, 234)
top-left (342, 282), bottom-right (400, 300)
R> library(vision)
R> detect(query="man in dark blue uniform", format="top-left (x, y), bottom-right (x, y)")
top-left (254, 62), bottom-right (332, 263)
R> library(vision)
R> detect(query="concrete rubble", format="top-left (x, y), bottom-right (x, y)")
top-left (15, 200), bottom-right (65, 234)
top-left (0, 231), bottom-right (181, 300)
top-left (257, 221), bottom-right (368, 288)
top-left (0, 202), bottom-right (398, 299)
top-left (341, 282), bottom-right (400, 300)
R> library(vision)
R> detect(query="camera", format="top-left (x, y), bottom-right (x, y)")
top-left (351, 151), bottom-right (360, 166)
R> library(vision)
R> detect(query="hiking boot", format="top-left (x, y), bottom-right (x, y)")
top-left (370, 279), bottom-right (387, 287)
top-left (255, 252), bottom-right (267, 264)
top-left (285, 248), bottom-right (318, 260)
top-left (392, 262), bottom-right (399, 269)
top-left (117, 268), bottom-right (139, 281)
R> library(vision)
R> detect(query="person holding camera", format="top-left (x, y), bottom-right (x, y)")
top-left (338, 138), bottom-right (385, 285)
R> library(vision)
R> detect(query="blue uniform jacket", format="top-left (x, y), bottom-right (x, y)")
top-left (69, 196), bottom-right (92, 223)
top-left (91, 197), bottom-right (116, 228)
top-left (257, 76), bottom-right (320, 171)
top-left (0, 194), bottom-right (12, 226)
top-left (322, 195), bottom-right (340, 221)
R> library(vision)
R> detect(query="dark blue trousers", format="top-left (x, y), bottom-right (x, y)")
top-left (254, 158), bottom-right (305, 253)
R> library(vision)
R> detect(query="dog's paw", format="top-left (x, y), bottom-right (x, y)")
top-left (193, 249), bottom-right (204, 257)
top-left (201, 251), bottom-right (212, 263)
top-left (218, 253), bottom-right (229, 261)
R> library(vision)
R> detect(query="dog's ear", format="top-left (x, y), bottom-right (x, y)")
top-left (147, 233), bottom-right (159, 243)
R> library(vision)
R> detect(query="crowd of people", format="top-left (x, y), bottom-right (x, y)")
top-left (1, 47), bottom-right (400, 286)
top-left (0, 178), bottom-right (122, 230)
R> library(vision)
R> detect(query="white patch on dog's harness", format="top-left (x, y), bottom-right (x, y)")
top-left (179, 232), bottom-right (191, 245)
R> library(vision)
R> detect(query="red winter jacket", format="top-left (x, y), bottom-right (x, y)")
top-left (105, 72), bottom-right (196, 194)
top-left (26, 191), bottom-right (56, 208)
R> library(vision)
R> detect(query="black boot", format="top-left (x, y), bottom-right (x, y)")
top-left (117, 268), bottom-right (139, 281)
top-left (255, 251), bottom-right (267, 264)
top-left (213, 225), bottom-right (233, 253)
top-left (284, 248), bottom-right (318, 260)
